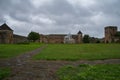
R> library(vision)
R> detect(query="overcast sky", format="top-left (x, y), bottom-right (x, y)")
top-left (0, 0), bottom-right (120, 38)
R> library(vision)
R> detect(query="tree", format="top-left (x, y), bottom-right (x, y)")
top-left (83, 34), bottom-right (90, 43)
top-left (115, 32), bottom-right (120, 37)
top-left (28, 31), bottom-right (40, 42)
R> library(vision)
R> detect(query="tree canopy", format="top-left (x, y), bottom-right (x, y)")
top-left (28, 31), bottom-right (40, 42)
top-left (115, 32), bottom-right (120, 37)
top-left (83, 34), bottom-right (90, 43)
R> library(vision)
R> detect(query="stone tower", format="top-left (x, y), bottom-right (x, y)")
top-left (104, 26), bottom-right (117, 43)
top-left (0, 23), bottom-right (13, 44)
top-left (77, 30), bottom-right (82, 43)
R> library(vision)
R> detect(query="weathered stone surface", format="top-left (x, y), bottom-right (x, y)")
top-left (104, 26), bottom-right (120, 43)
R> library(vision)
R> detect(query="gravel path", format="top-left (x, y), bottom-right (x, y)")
top-left (0, 45), bottom-right (120, 80)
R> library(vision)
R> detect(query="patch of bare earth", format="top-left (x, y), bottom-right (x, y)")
top-left (0, 45), bottom-right (120, 80)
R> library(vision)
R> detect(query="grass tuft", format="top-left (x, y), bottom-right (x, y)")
top-left (0, 67), bottom-right (11, 80)
top-left (57, 64), bottom-right (120, 80)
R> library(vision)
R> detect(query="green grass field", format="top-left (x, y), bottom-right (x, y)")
top-left (0, 43), bottom-right (41, 59)
top-left (57, 64), bottom-right (120, 80)
top-left (33, 44), bottom-right (120, 60)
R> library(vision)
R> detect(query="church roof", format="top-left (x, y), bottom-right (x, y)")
top-left (77, 30), bottom-right (82, 34)
top-left (0, 23), bottom-right (13, 31)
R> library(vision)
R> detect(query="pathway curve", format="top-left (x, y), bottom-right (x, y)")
top-left (0, 45), bottom-right (47, 67)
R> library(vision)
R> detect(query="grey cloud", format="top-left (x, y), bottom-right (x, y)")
top-left (39, 0), bottom-right (75, 15)
top-left (38, 0), bottom-right (94, 26)
top-left (0, 0), bottom-right (120, 38)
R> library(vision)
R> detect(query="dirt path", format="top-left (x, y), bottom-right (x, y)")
top-left (0, 45), bottom-right (120, 80)
top-left (5, 59), bottom-right (120, 80)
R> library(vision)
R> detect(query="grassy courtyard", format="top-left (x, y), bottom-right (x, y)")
top-left (0, 43), bottom-right (41, 59)
top-left (0, 43), bottom-right (120, 80)
top-left (33, 44), bottom-right (120, 60)
top-left (57, 64), bottom-right (120, 80)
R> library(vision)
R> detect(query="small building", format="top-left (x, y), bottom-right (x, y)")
top-left (64, 33), bottom-right (75, 44)
top-left (77, 30), bottom-right (82, 43)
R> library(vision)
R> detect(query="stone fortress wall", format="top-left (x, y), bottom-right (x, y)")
top-left (105, 26), bottom-right (120, 43)
top-left (0, 23), bottom-right (27, 44)
top-left (0, 23), bottom-right (120, 44)
top-left (40, 31), bottom-right (82, 44)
